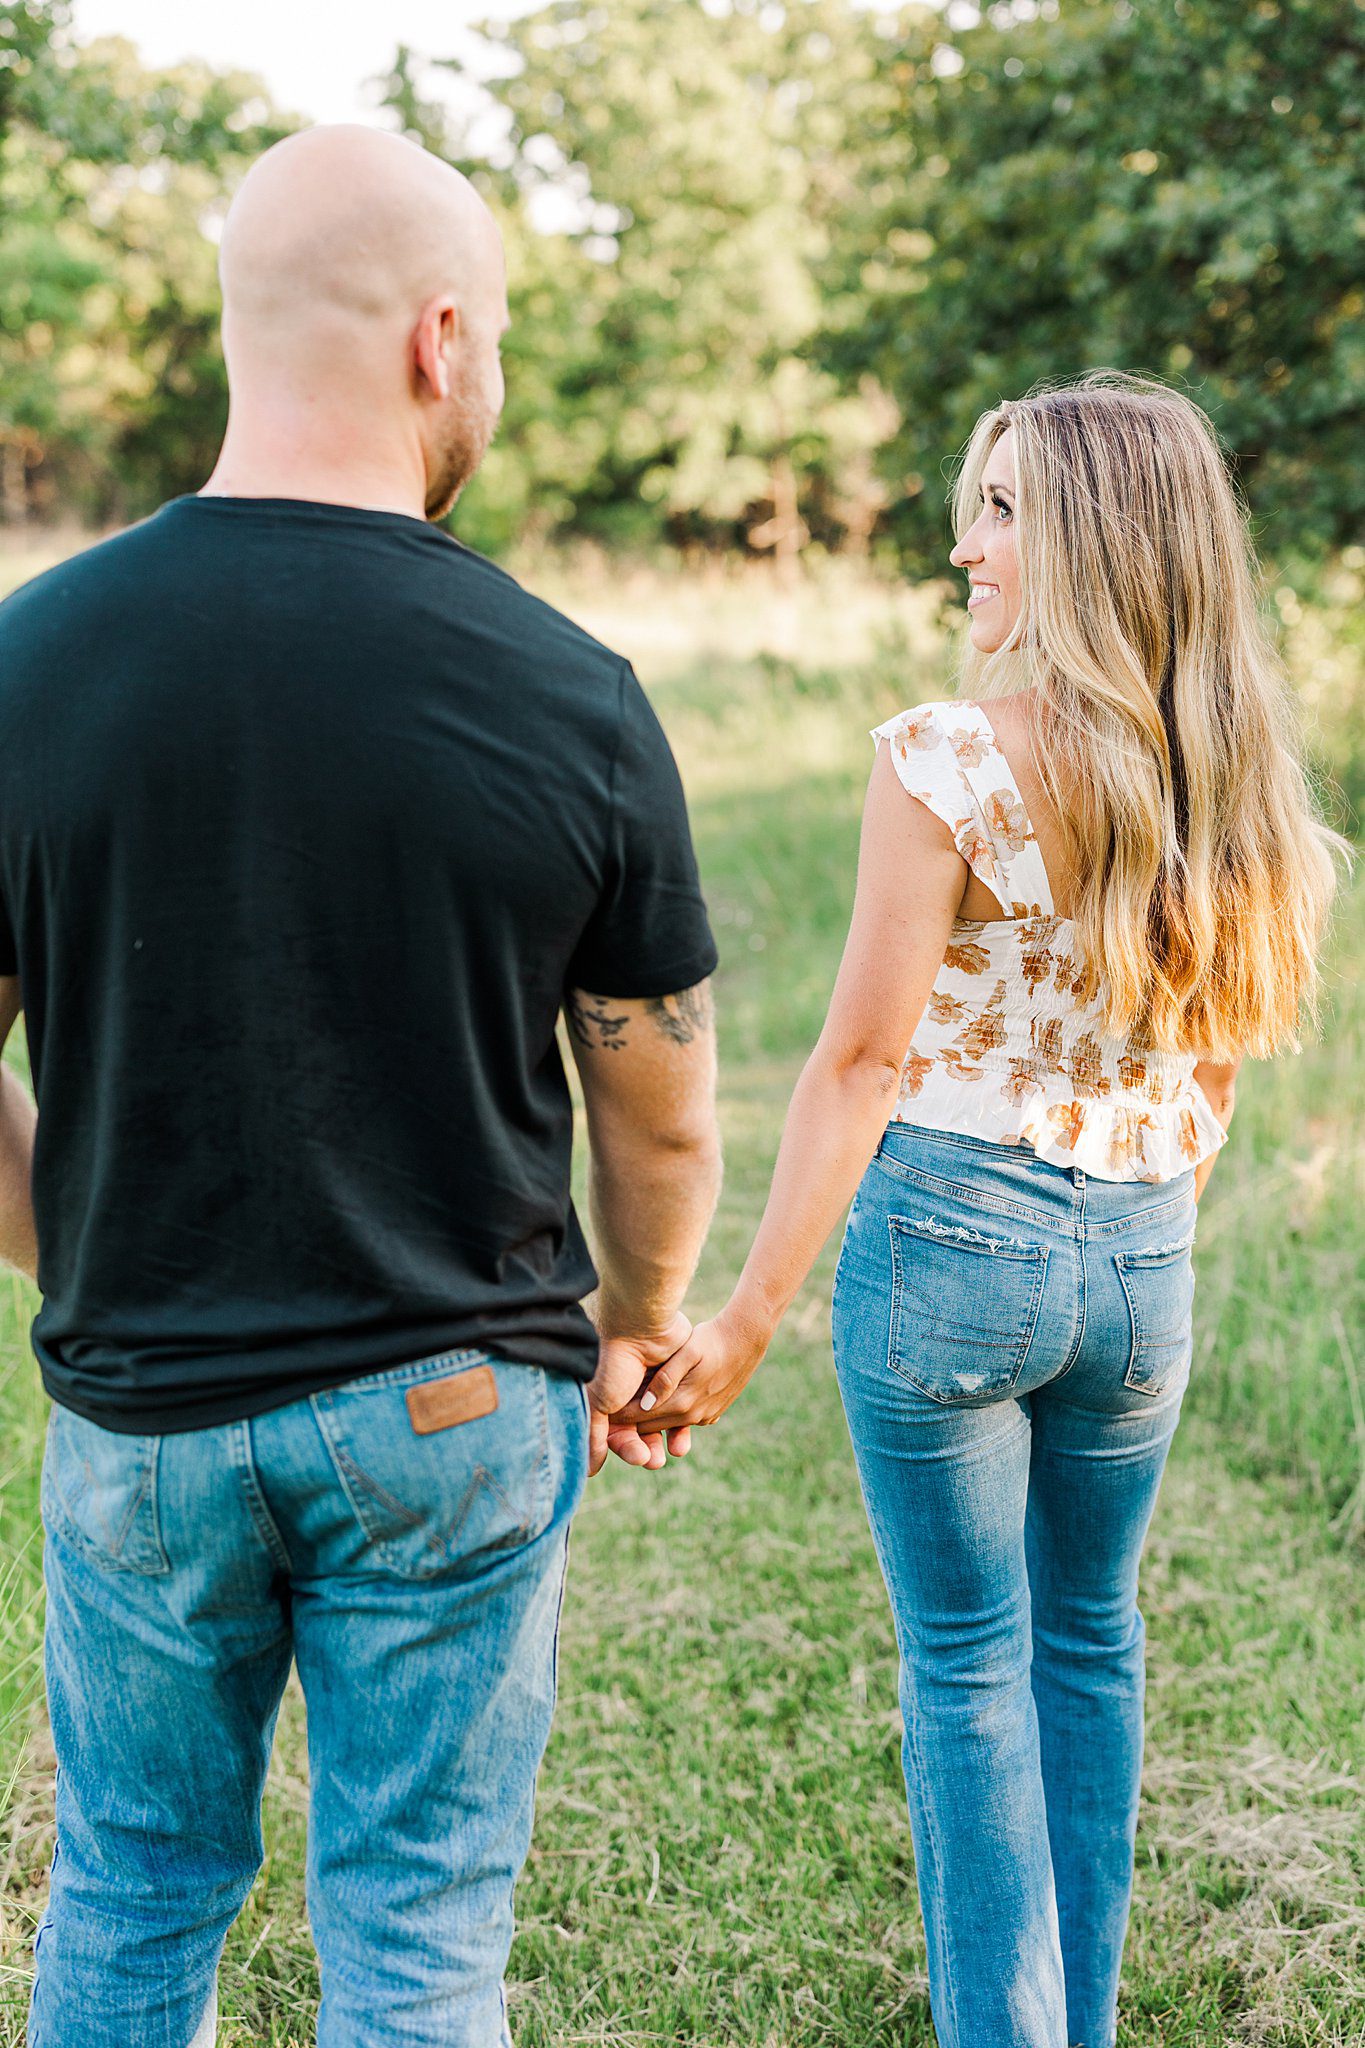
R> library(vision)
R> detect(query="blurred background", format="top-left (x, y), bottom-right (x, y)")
top-left (2, 4), bottom-right (1364, 2041)
top-left (2, 0), bottom-right (1363, 812)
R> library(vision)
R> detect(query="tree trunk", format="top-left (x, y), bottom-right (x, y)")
top-left (769, 452), bottom-right (801, 589)
top-left (749, 451), bottom-right (809, 588)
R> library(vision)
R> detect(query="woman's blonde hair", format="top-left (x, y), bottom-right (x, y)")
top-left (953, 369), bottom-right (1350, 1060)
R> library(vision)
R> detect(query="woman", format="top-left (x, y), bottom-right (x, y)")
top-left (613, 373), bottom-right (1348, 2047)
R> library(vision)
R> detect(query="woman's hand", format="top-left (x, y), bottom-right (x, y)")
top-left (586, 1311), bottom-right (695, 1476)
top-left (611, 1301), bottom-right (772, 1437)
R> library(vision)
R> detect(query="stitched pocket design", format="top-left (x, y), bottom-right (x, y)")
top-left (311, 1353), bottom-right (554, 1581)
top-left (1114, 1239), bottom-right (1196, 1395)
top-left (887, 1215), bottom-right (1049, 1404)
top-left (43, 1406), bottom-right (170, 1575)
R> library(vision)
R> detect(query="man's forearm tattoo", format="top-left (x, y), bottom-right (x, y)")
top-left (646, 983), bottom-right (715, 1046)
top-left (566, 991), bottom-right (631, 1052)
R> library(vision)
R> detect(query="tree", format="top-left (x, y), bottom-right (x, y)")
top-left (0, 2), bottom-right (295, 522)
top-left (822, 0), bottom-right (1365, 576)
top-left (0, 0), bottom-right (53, 140)
top-left (386, 0), bottom-right (897, 563)
top-left (6, 0), bottom-right (1360, 568)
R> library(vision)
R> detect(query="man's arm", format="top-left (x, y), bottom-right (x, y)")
top-left (0, 977), bottom-right (37, 1281)
top-left (565, 979), bottom-right (722, 1472)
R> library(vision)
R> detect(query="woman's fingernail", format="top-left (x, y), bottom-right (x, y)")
top-left (640, 1391), bottom-right (656, 1411)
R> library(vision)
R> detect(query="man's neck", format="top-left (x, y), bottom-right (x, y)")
top-left (200, 434), bottom-right (428, 523)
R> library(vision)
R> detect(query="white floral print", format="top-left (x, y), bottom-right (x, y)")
top-left (871, 701), bottom-right (1227, 1183)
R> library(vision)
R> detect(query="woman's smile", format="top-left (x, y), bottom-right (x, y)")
top-left (949, 428), bottom-right (1020, 648)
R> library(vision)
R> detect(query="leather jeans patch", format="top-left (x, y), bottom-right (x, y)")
top-left (406, 1364), bottom-right (500, 1435)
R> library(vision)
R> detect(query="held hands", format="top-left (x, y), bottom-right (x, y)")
top-left (586, 1311), bottom-right (696, 1477)
top-left (604, 1301), bottom-right (771, 1457)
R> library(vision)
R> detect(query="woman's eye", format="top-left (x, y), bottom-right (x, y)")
top-left (991, 495), bottom-right (1012, 522)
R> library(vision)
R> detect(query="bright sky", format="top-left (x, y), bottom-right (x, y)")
top-left (71, 0), bottom-right (907, 129)
top-left (70, 0), bottom-right (539, 126)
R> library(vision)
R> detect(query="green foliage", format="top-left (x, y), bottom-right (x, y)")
top-left (0, 3), bottom-right (57, 138)
top-left (0, 2), bottom-right (296, 523)
top-left (2, 0), bottom-right (1362, 571)
top-left (382, 0), bottom-right (1365, 573)
top-left (385, 1), bottom-right (895, 562)
top-left (823, 0), bottom-right (1365, 576)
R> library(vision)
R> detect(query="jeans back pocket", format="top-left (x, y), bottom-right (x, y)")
top-left (311, 1353), bottom-right (556, 1581)
top-left (887, 1215), bottom-right (1049, 1404)
top-left (42, 1405), bottom-right (170, 1575)
top-left (1114, 1239), bottom-right (1195, 1396)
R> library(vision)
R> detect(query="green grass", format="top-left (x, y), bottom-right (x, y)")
top-left (2, 553), bottom-right (1364, 2043)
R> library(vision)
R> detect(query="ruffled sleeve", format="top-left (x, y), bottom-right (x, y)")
top-left (871, 702), bottom-right (1013, 914)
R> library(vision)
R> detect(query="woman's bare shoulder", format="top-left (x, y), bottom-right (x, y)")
top-left (973, 688), bottom-right (1037, 728)
top-left (970, 690), bottom-right (1044, 765)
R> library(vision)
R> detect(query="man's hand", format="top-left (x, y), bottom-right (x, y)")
top-left (0, 977), bottom-right (37, 1283)
top-left (586, 1309), bottom-right (695, 1476)
top-left (566, 980), bottom-right (721, 1472)
top-left (611, 1302), bottom-right (770, 1439)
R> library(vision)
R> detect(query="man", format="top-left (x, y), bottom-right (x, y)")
top-left (0, 125), bottom-right (721, 2046)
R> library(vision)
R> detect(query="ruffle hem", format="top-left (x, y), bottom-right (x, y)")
top-left (889, 1070), bottom-right (1227, 1185)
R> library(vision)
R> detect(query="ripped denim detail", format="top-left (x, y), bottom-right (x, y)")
top-left (904, 1214), bottom-right (1034, 1257)
top-left (885, 1212), bottom-right (1051, 1400)
top-left (1133, 1232), bottom-right (1197, 1259)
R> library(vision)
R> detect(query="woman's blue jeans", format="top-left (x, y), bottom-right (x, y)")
top-left (833, 1122), bottom-right (1197, 2048)
top-left (29, 1352), bottom-right (587, 2048)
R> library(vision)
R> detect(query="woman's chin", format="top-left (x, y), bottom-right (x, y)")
top-left (967, 614), bottom-right (1007, 653)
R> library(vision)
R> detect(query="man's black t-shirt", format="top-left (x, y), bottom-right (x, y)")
top-left (0, 497), bottom-right (718, 1433)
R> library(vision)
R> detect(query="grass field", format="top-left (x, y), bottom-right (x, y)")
top-left (1, 548), bottom-right (1363, 2044)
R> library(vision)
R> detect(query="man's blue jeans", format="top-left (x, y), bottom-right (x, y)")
top-left (833, 1122), bottom-right (1197, 2048)
top-left (29, 1350), bottom-right (588, 2048)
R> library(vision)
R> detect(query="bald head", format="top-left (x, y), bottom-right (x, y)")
top-left (220, 125), bottom-right (501, 341)
top-left (213, 126), bottom-right (509, 520)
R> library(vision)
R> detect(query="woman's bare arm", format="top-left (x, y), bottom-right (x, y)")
top-left (1191, 1056), bottom-right (1241, 1202)
top-left (615, 744), bottom-right (967, 1429)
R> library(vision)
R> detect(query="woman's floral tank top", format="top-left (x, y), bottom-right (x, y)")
top-left (871, 700), bottom-right (1227, 1184)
